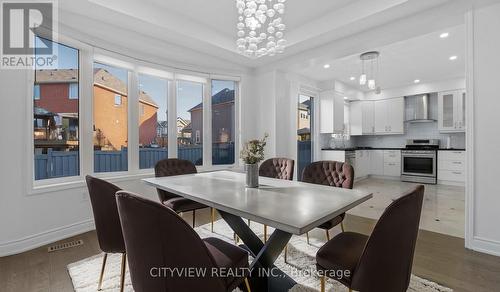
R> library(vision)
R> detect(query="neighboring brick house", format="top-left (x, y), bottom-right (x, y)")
top-left (297, 99), bottom-right (311, 141)
top-left (34, 68), bottom-right (159, 152)
top-left (188, 88), bottom-right (235, 145)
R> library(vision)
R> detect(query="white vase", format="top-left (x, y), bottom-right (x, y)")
top-left (245, 163), bottom-right (259, 188)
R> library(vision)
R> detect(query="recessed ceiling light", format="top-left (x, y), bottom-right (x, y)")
top-left (449, 55), bottom-right (458, 61)
top-left (350, 76), bottom-right (355, 81)
top-left (440, 32), bottom-right (449, 38)
top-left (414, 79), bottom-right (420, 84)
top-left (344, 96), bottom-right (348, 100)
top-left (323, 64), bottom-right (330, 69)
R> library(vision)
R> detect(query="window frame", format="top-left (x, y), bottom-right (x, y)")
top-left (27, 34), bottom-right (93, 194)
top-left (27, 35), bottom-right (241, 194)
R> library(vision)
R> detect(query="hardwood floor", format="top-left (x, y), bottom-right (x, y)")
top-left (1, 209), bottom-right (499, 292)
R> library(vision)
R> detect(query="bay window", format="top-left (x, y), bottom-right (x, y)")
top-left (31, 38), bottom-right (239, 186)
top-left (138, 73), bottom-right (169, 169)
top-left (176, 80), bottom-right (204, 166)
top-left (211, 80), bottom-right (236, 165)
top-left (33, 37), bottom-right (80, 180)
top-left (93, 62), bottom-right (129, 172)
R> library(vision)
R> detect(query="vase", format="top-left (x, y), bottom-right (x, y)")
top-left (245, 163), bottom-right (259, 188)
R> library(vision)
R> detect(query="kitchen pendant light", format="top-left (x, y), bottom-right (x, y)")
top-left (359, 74), bottom-right (367, 85)
top-left (359, 51), bottom-right (380, 91)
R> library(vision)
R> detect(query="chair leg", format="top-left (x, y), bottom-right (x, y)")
top-left (211, 208), bottom-right (215, 233)
top-left (247, 219), bottom-right (251, 226)
top-left (192, 210), bottom-right (196, 228)
top-left (120, 253), bottom-right (126, 292)
top-left (306, 232), bottom-right (310, 245)
top-left (97, 253), bottom-right (107, 291)
top-left (244, 277), bottom-right (252, 292)
top-left (320, 275), bottom-right (325, 292)
top-left (325, 229), bottom-right (330, 241)
top-left (341, 221), bottom-right (345, 232)
top-left (264, 225), bottom-right (268, 242)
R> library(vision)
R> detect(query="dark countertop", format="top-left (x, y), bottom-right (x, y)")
top-left (321, 147), bottom-right (466, 151)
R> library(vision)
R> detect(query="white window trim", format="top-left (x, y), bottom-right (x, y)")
top-left (27, 36), bottom-right (241, 194)
top-left (27, 34), bottom-right (93, 195)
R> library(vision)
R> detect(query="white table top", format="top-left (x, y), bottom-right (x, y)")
top-left (143, 170), bottom-right (372, 235)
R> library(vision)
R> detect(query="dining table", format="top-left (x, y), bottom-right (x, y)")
top-left (143, 170), bottom-right (373, 292)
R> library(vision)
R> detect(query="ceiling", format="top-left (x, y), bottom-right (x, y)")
top-left (292, 25), bottom-right (466, 91)
top-left (59, 0), bottom-right (466, 67)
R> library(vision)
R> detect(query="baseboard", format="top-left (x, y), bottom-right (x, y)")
top-left (469, 236), bottom-right (500, 257)
top-left (0, 219), bottom-right (95, 257)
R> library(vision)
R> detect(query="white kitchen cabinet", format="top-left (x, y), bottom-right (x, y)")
top-left (438, 90), bottom-right (466, 133)
top-left (320, 90), bottom-right (345, 134)
top-left (383, 150), bottom-right (401, 177)
top-left (350, 101), bottom-right (375, 136)
top-left (370, 150), bottom-right (384, 176)
top-left (438, 150), bottom-right (465, 184)
top-left (374, 97), bottom-right (404, 135)
top-left (355, 150), bottom-right (370, 178)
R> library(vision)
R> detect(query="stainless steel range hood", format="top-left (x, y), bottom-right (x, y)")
top-left (405, 94), bottom-right (436, 123)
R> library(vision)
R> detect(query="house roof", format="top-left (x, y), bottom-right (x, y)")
top-left (34, 106), bottom-right (56, 117)
top-left (298, 100), bottom-right (310, 111)
top-left (189, 88), bottom-right (234, 112)
top-left (35, 68), bottom-right (158, 108)
top-left (297, 127), bottom-right (310, 135)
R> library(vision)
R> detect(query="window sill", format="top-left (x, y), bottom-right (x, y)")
top-left (27, 165), bottom-right (238, 196)
top-left (28, 172), bottom-right (156, 196)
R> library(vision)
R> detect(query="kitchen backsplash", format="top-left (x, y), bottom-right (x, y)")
top-left (321, 121), bottom-right (466, 149)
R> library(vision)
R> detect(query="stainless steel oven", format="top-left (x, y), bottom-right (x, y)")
top-left (401, 139), bottom-right (439, 184)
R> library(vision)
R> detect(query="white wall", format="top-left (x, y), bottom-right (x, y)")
top-left (467, 2), bottom-right (500, 256)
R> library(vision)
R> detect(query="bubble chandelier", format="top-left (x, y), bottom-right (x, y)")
top-left (235, 0), bottom-right (287, 58)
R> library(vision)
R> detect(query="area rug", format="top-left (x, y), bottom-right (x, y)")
top-left (67, 220), bottom-right (452, 292)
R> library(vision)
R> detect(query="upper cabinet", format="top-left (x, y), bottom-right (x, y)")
top-left (320, 90), bottom-right (345, 133)
top-left (374, 97), bottom-right (404, 135)
top-left (350, 100), bottom-right (375, 136)
top-left (438, 90), bottom-right (466, 132)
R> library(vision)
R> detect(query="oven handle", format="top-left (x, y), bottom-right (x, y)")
top-left (402, 154), bottom-right (436, 158)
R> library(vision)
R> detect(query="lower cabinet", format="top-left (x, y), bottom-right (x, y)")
top-left (370, 150), bottom-right (384, 176)
top-left (383, 150), bottom-right (401, 177)
top-left (438, 151), bottom-right (465, 183)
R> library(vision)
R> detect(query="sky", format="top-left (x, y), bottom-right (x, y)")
top-left (36, 37), bottom-right (235, 122)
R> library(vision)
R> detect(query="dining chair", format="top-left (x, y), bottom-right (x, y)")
top-left (115, 191), bottom-right (252, 292)
top-left (258, 158), bottom-right (294, 242)
top-left (302, 161), bottom-right (355, 241)
top-left (316, 185), bottom-right (424, 292)
top-left (85, 175), bottom-right (126, 292)
top-left (155, 158), bottom-right (215, 230)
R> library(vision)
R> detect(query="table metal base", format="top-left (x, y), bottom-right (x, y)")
top-left (219, 210), bottom-right (297, 292)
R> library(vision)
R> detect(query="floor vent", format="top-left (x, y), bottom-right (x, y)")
top-left (48, 239), bottom-right (83, 252)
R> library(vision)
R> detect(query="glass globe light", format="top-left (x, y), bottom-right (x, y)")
top-left (267, 26), bottom-right (275, 34)
top-left (275, 31), bottom-right (283, 38)
top-left (266, 9), bottom-right (275, 17)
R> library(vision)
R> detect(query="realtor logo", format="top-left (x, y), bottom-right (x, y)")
top-left (1, 0), bottom-right (58, 69)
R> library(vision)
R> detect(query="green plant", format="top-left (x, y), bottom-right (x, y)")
top-left (240, 133), bottom-right (268, 164)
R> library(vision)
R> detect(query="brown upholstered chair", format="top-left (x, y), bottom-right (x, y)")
top-left (115, 191), bottom-right (251, 292)
top-left (302, 161), bottom-right (355, 242)
top-left (258, 158), bottom-right (295, 242)
top-left (85, 175), bottom-right (126, 292)
top-left (154, 158), bottom-right (215, 230)
top-left (316, 185), bottom-right (424, 292)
